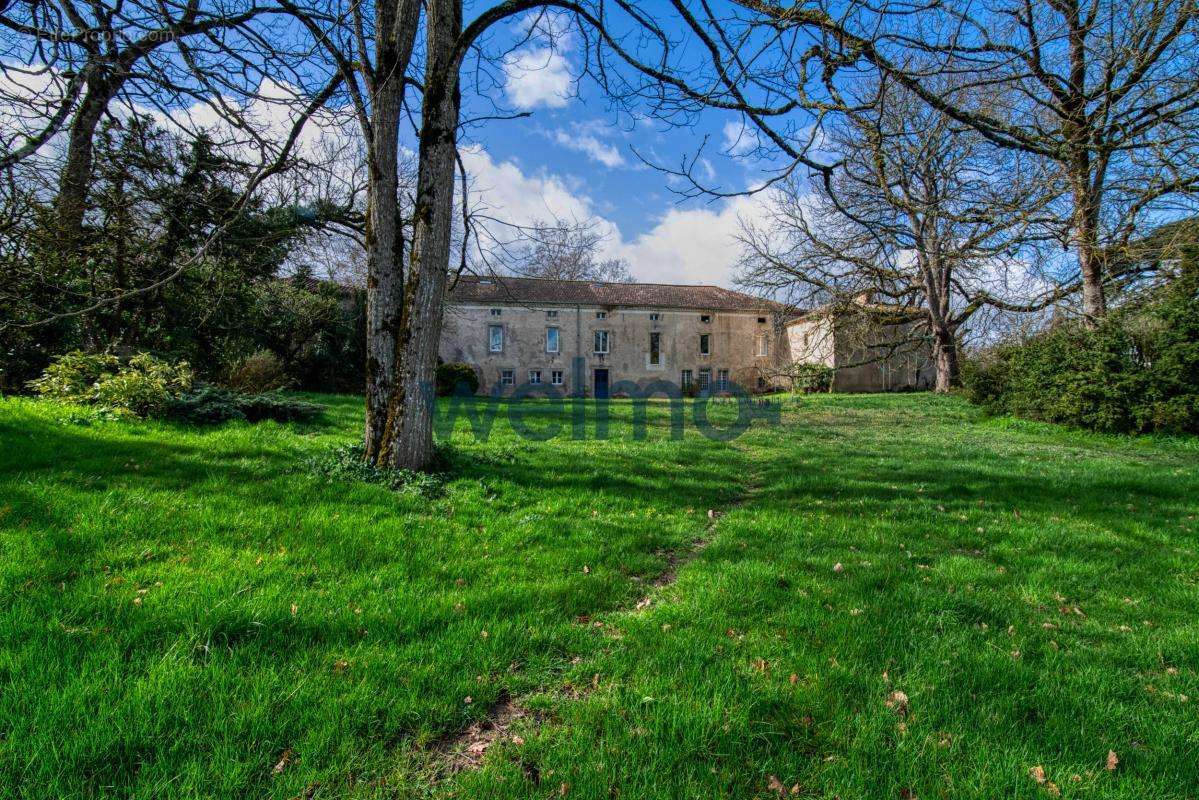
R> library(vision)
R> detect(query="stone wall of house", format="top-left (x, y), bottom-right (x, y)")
top-left (782, 313), bottom-right (935, 392)
top-left (440, 302), bottom-right (785, 396)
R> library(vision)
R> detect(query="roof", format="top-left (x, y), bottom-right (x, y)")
top-left (448, 274), bottom-right (777, 312)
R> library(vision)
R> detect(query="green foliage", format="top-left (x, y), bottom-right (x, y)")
top-left (964, 254), bottom-right (1199, 433)
top-left (29, 351), bottom-right (193, 417)
top-left (790, 361), bottom-right (834, 393)
top-left (306, 443), bottom-right (444, 496)
top-left (0, 116), bottom-right (360, 393)
top-left (167, 385), bottom-right (325, 425)
top-left (435, 361), bottom-right (480, 396)
top-left (221, 350), bottom-right (292, 393)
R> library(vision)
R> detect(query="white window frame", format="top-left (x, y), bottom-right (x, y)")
top-left (546, 309), bottom-right (558, 318)
top-left (551, 370), bottom-right (564, 386)
top-left (500, 369), bottom-right (514, 386)
top-left (593, 329), bottom-right (610, 354)
top-left (596, 311), bottom-right (607, 319)
top-left (489, 324), bottom-right (504, 353)
top-left (698, 368), bottom-right (711, 391)
top-left (546, 326), bottom-right (559, 353)
top-left (717, 369), bottom-right (730, 391)
top-left (756, 333), bottom-right (769, 357)
top-left (681, 369), bottom-right (693, 389)
top-left (699, 333), bottom-right (710, 356)
top-left (529, 370), bottom-right (542, 385)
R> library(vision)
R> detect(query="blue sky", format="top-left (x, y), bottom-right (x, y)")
top-left (447, 7), bottom-right (789, 287)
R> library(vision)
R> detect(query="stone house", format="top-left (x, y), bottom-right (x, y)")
top-left (439, 276), bottom-right (932, 395)
top-left (440, 276), bottom-right (785, 397)
top-left (785, 299), bottom-right (935, 392)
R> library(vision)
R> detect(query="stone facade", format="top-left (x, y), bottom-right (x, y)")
top-left (786, 307), bottom-right (934, 392)
top-left (440, 276), bottom-right (934, 395)
top-left (440, 277), bottom-right (785, 396)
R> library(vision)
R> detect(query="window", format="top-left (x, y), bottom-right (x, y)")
top-left (700, 314), bottom-right (711, 323)
top-left (699, 333), bottom-right (710, 356)
top-left (649, 331), bottom-right (661, 366)
top-left (529, 370), bottom-right (542, 385)
top-left (757, 376), bottom-right (767, 389)
top-left (717, 369), bottom-right (729, 391)
top-left (757, 316), bottom-right (767, 324)
top-left (489, 324), bottom-right (504, 352)
top-left (490, 308), bottom-right (502, 316)
top-left (546, 309), bottom-right (558, 318)
top-left (649, 313), bottom-right (660, 321)
top-left (698, 368), bottom-right (711, 391)
top-left (500, 369), bottom-right (514, 386)
top-left (593, 329), bottom-right (610, 354)
top-left (546, 326), bottom-right (559, 353)
top-left (551, 370), bottom-right (564, 386)
top-left (756, 333), bottom-right (770, 357)
top-left (681, 369), bottom-right (693, 390)
top-left (596, 311), bottom-right (607, 319)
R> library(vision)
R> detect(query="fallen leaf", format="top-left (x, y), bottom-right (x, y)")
top-left (789, 673), bottom-right (798, 685)
top-left (272, 749), bottom-right (292, 775)
top-left (885, 690), bottom-right (909, 716)
top-left (558, 781), bottom-right (570, 796)
top-left (767, 775), bottom-right (786, 796)
top-left (833, 562), bottom-right (844, 573)
top-left (1029, 765), bottom-right (1047, 785)
top-left (333, 659), bottom-right (349, 673)
top-left (582, 565), bottom-right (590, 574)
top-left (1105, 750), bottom-right (1118, 771)
top-left (290, 603), bottom-right (298, 616)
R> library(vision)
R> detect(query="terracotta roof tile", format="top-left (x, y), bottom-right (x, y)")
top-left (448, 275), bottom-right (777, 312)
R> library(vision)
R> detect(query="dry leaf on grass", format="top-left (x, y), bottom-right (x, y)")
top-left (272, 749), bottom-right (292, 776)
top-left (1106, 750), bottom-right (1119, 771)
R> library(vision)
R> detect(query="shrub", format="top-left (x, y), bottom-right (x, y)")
top-left (963, 259), bottom-right (1199, 434)
top-left (791, 362), bottom-right (834, 393)
top-left (168, 386), bottom-right (324, 425)
top-left (30, 351), bottom-right (193, 417)
top-left (223, 350), bottom-right (292, 393)
top-left (435, 362), bottom-right (479, 397)
top-left (306, 444), bottom-right (444, 496)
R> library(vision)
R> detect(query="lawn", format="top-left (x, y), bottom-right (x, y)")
top-left (1, 392), bottom-right (1197, 799)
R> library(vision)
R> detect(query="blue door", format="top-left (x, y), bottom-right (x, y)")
top-left (594, 368), bottom-right (609, 399)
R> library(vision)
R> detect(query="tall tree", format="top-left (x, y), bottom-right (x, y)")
top-left (503, 218), bottom-right (632, 282)
top-left (738, 78), bottom-right (1070, 391)
top-left (677, 0), bottom-right (1199, 324)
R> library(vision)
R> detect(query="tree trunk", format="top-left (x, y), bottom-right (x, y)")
top-left (1073, 180), bottom-right (1107, 326)
top-left (377, 0), bottom-right (461, 471)
top-left (932, 326), bottom-right (959, 393)
top-left (363, 0), bottom-right (421, 459)
top-left (55, 79), bottom-right (116, 247)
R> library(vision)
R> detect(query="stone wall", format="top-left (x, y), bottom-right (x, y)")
top-left (440, 302), bottom-right (785, 396)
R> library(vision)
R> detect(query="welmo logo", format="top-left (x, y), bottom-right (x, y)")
top-left (431, 358), bottom-right (781, 443)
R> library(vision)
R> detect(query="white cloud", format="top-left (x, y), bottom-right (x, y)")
top-left (503, 48), bottom-right (571, 109)
top-left (551, 129), bottom-right (625, 168)
top-left (722, 120), bottom-right (757, 156)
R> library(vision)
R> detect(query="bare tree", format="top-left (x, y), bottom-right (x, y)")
top-left (501, 218), bottom-right (632, 282)
top-left (665, 0), bottom-right (1199, 325)
top-left (739, 77), bottom-right (1073, 391)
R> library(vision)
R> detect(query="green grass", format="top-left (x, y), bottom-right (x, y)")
top-left (1, 393), bottom-right (1197, 799)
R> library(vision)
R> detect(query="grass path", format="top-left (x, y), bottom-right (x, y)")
top-left (1, 393), bottom-right (1197, 798)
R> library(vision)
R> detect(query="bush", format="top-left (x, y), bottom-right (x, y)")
top-left (222, 350), bottom-right (292, 393)
top-left (306, 444), bottom-right (444, 496)
top-left (435, 362), bottom-right (480, 397)
top-left (791, 362), bottom-right (834, 393)
top-left (963, 259), bottom-right (1199, 434)
top-left (167, 385), bottom-right (324, 425)
top-left (29, 351), bottom-right (193, 417)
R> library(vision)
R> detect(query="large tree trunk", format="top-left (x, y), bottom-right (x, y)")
top-left (1072, 175), bottom-right (1107, 326)
top-left (932, 326), bottom-right (959, 393)
top-left (363, 0), bottom-right (421, 458)
top-left (377, 0), bottom-right (461, 471)
top-left (55, 78), bottom-right (118, 247)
